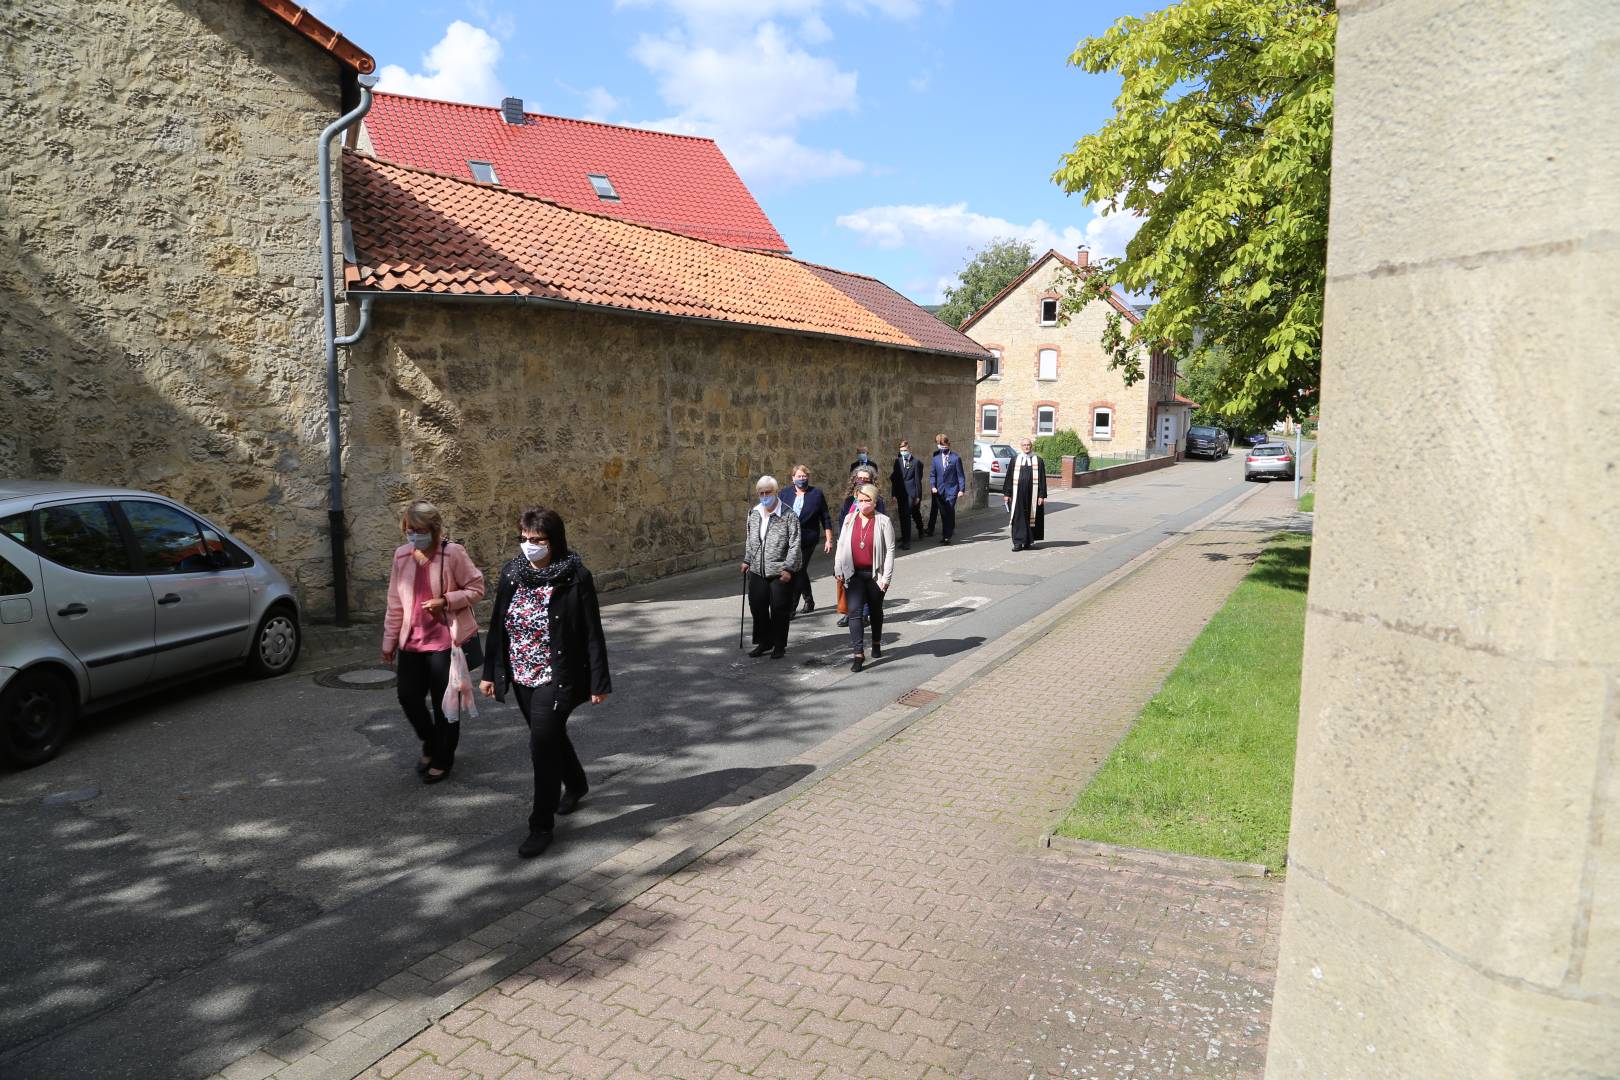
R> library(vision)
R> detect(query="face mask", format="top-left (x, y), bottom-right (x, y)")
top-left (900, 451), bottom-right (911, 460)
top-left (794, 478), bottom-right (808, 489)
top-left (759, 494), bottom-right (777, 508)
top-left (936, 444), bottom-right (946, 452)
top-left (520, 540), bottom-right (548, 562)
top-left (857, 453), bottom-right (868, 463)
top-left (406, 531), bottom-right (433, 551)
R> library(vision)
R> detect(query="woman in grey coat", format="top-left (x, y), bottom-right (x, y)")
top-left (741, 475), bottom-right (804, 658)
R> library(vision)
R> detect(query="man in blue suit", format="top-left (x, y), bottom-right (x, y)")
top-left (928, 432), bottom-right (968, 544)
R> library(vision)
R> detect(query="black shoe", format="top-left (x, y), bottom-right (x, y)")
top-left (770, 647), bottom-right (786, 659)
top-left (836, 615), bottom-right (849, 627)
top-left (518, 830), bottom-right (553, 858)
top-left (1025, 543), bottom-right (1037, 550)
top-left (899, 542), bottom-right (911, 550)
top-left (1012, 544), bottom-right (1023, 552)
top-left (748, 643), bottom-right (771, 657)
top-left (850, 656), bottom-right (864, 673)
top-left (415, 757), bottom-right (432, 776)
top-left (940, 538), bottom-right (952, 545)
top-left (801, 601), bottom-right (815, 614)
top-left (871, 641), bottom-right (882, 659)
top-left (558, 789), bottom-right (585, 816)
top-left (422, 765), bottom-right (452, 785)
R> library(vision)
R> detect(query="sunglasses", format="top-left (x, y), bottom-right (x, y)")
top-left (516, 534), bottom-right (548, 544)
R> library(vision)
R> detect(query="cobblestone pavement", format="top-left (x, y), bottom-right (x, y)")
top-left (346, 481), bottom-right (1299, 1080)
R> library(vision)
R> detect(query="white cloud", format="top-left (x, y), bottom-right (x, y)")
top-left (557, 81), bottom-right (624, 123)
top-left (375, 21), bottom-right (504, 106)
top-left (837, 201), bottom-right (1147, 302)
top-left (462, 0), bottom-right (517, 40)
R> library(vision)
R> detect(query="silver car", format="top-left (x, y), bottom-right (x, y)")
top-left (0, 482), bottom-right (301, 767)
top-left (1243, 444), bottom-right (1297, 481)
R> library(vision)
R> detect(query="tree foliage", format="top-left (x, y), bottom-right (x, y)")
top-left (936, 238), bottom-right (1037, 329)
top-left (1180, 345), bottom-right (1265, 432)
top-left (1033, 429), bottom-right (1088, 475)
top-left (1052, 0), bottom-right (1335, 424)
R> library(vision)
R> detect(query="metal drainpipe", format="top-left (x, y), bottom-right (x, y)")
top-left (318, 73), bottom-right (378, 626)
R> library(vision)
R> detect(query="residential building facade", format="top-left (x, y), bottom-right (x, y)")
top-left (960, 250), bottom-right (1189, 457)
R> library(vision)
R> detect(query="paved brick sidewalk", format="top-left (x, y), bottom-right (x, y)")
top-left (347, 482), bottom-right (1298, 1080)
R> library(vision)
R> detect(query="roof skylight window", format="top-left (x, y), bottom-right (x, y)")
top-left (469, 161), bottom-right (499, 185)
top-left (587, 174), bottom-right (620, 201)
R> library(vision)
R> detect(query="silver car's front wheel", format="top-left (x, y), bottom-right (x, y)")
top-left (248, 607), bottom-right (301, 677)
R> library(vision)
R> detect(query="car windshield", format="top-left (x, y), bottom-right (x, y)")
top-left (1252, 446), bottom-right (1287, 456)
top-left (1189, 426), bottom-right (1220, 437)
top-left (991, 444), bottom-right (1015, 459)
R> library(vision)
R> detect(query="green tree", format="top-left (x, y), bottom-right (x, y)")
top-left (1180, 345), bottom-right (1264, 432)
top-left (1052, 0), bottom-right (1335, 424)
top-left (935, 238), bottom-right (1037, 329)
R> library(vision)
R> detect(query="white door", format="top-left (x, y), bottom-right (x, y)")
top-left (1158, 412), bottom-right (1180, 453)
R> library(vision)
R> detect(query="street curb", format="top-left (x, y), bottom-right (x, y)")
top-left (1038, 832), bottom-right (1272, 881)
top-left (227, 481), bottom-right (1265, 1080)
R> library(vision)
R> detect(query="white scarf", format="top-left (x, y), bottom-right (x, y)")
top-left (1008, 455), bottom-right (1040, 525)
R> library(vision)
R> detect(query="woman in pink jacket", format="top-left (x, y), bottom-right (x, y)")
top-left (382, 501), bottom-right (486, 784)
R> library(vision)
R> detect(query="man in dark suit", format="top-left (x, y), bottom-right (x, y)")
top-left (889, 439), bottom-right (924, 549)
top-left (927, 432), bottom-right (968, 544)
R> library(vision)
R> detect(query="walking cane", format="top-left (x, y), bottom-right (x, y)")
top-left (739, 571), bottom-right (747, 649)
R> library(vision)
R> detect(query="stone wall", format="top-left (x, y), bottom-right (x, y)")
top-left (965, 257), bottom-right (1150, 452)
top-left (0, 0), bottom-right (349, 610)
top-left (342, 300), bottom-right (977, 611)
top-left (1265, 2), bottom-right (1620, 1076)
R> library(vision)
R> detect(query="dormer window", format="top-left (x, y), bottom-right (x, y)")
top-left (468, 161), bottom-right (499, 185)
top-left (587, 174), bottom-right (620, 201)
top-left (1039, 298), bottom-right (1059, 325)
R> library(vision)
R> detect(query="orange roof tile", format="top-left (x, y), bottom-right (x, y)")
top-left (364, 93), bottom-right (788, 252)
top-left (342, 152), bottom-right (987, 360)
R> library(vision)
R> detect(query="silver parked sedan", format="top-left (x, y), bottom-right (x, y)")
top-left (0, 482), bottom-right (301, 767)
top-left (1243, 444), bottom-right (1297, 481)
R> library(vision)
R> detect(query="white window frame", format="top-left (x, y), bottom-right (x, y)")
top-left (1037, 348), bottom-right (1058, 381)
top-left (986, 348), bottom-right (1002, 380)
top-left (1036, 406), bottom-right (1056, 436)
top-left (468, 160), bottom-right (499, 184)
top-left (587, 173), bottom-right (620, 201)
top-left (981, 404), bottom-right (1000, 435)
top-left (1092, 406), bottom-right (1114, 440)
top-left (1039, 298), bottom-right (1059, 326)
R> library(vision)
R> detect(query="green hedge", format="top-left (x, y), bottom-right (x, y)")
top-left (1033, 429), bottom-right (1088, 475)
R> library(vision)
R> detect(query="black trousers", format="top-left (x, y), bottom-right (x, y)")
top-left (513, 681), bottom-right (588, 834)
top-left (794, 538), bottom-right (820, 607)
top-left (895, 493), bottom-right (923, 544)
top-left (396, 648), bottom-right (460, 769)
top-left (928, 494), bottom-right (958, 539)
top-left (748, 572), bottom-right (794, 650)
top-left (845, 571), bottom-right (885, 653)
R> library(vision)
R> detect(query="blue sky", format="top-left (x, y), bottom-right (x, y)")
top-left (309, 0), bottom-right (1156, 304)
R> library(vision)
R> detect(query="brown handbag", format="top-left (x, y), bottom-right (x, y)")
top-left (835, 576), bottom-right (848, 615)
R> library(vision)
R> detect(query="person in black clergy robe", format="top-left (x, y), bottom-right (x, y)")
top-left (1002, 437), bottom-right (1048, 551)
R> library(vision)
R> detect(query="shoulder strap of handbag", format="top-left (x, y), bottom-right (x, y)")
top-left (438, 539), bottom-right (459, 600)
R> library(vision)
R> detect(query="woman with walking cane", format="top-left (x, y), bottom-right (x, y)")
top-left (741, 475), bottom-right (802, 659)
top-left (479, 506), bottom-right (611, 859)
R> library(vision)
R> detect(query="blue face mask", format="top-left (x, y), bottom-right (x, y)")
top-left (793, 478), bottom-right (808, 489)
top-left (759, 494), bottom-right (777, 508)
top-left (406, 530), bottom-right (433, 551)
top-left (857, 453), bottom-right (868, 463)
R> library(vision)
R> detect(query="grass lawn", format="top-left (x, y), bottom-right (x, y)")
top-left (1054, 531), bottom-right (1311, 872)
top-left (1298, 491), bottom-right (1315, 512)
top-left (1087, 456), bottom-right (1134, 470)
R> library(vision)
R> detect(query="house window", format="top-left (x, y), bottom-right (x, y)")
top-left (981, 404), bottom-right (1000, 434)
top-left (468, 161), bottom-right (499, 184)
top-left (1036, 406), bottom-right (1056, 436)
top-left (985, 348), bottom-right (1002, 379)
top-left (1038, 348), bottom-right (1058, 381)
top-left (1092, 406), bottom-right (1114, 440)
top-left (587, 173), bottom-right (620, 201)
top-left (1039, 298), bottom-right (1058, 325)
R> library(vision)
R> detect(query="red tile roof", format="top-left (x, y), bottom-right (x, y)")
top-left (362, 92), bottom-right (790, 253)
top-left (253, 0), bottom-right (375, 73)
top-left (342, 152), bottom-right (987, 360)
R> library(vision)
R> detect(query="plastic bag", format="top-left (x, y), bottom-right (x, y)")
top-left (441, 645), bottom-right (480, 722)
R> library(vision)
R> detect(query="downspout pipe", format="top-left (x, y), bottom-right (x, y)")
top-left (318, 72), bottom-right (377, 626)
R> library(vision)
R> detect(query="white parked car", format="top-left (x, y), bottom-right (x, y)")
top-left (973, 441), bottom-right (1015, 486)
top-left (0, 482), bottom-right (302, 767)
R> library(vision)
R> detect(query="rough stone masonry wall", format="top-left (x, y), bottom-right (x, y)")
top-left (965, 258), bottom-right (1149, 451)
top-left (1264, 2), bottom-right (1620, 1077)
top-left (342, 302), bottom-right (975, 612)
top-left (0, 1), bottom-right (346, 610)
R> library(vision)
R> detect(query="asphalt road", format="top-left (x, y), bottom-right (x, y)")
top-left (0, 454), bottom-right (1278, 1079)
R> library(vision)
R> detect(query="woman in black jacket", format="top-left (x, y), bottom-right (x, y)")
top-left (479, 506), bottom-right (611, 859)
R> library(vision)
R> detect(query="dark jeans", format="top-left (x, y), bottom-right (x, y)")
top-left (794, 538), bottom-right (820, 607)
top-left (895, 493), bottom-right (923, 544)
top-left (748, 571), bottom-right (794, 650)
top-left (928, 493), bottom-right (958, 539)
top-left (396, 647), bottom-right (460, 770)
top-left (513, 681), bottom-right (588, 834)
top-left (845, 571), bottom-right (885, 653)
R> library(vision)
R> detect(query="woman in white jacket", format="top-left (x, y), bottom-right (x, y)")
top-left (834, 484), bottom-right (896, 672)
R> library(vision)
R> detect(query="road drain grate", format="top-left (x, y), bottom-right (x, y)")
top-left (897, 689), bottom-right (940, 708)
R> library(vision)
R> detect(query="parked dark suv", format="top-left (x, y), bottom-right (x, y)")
top-left (1184, 425), bottom-right (1230, 459)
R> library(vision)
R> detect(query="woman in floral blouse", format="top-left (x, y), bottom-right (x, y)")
top-left (480, 506), bottom-right (612, 859)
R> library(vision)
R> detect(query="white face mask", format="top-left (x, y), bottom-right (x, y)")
top-left (406, 531), bottom-right (433, 551)
top-left (520, 541), bottom-right (548, 562)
